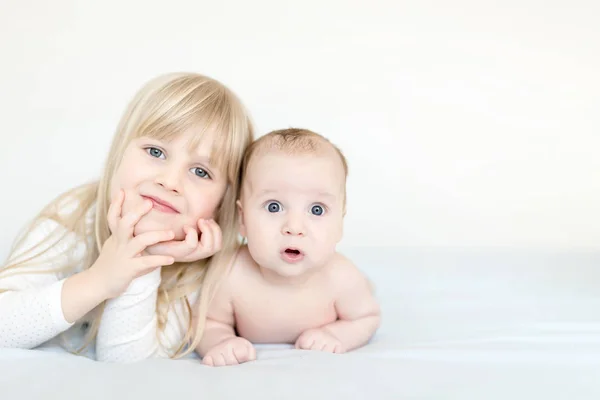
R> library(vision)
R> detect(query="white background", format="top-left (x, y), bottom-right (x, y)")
top-left (0, 0), bottom-right (598, 261)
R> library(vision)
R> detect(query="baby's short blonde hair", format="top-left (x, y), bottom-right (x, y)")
top-left (239, 128), bottom-right (348, 207)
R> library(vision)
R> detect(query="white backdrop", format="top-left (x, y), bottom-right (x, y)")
top-left (1, 0), bottom-right (599, 262)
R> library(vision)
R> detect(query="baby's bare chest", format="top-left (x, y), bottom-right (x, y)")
top-left (232, 286), bottom-right (338, 344)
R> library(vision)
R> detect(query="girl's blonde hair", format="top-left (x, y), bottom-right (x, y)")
top-left (0, 72), bottom-right (254, 358)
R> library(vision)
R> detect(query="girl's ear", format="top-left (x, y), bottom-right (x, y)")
top-left (236, 200), bottom-right (246, 237)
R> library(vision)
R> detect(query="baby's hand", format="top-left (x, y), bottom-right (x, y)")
top-left (295, 328), bottom-right (346, 353)
top-left (202, 337), bottom-right (256, 367)
top-left (146, 218), bottom-right (222, 263)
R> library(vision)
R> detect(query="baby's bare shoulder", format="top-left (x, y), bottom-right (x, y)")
top-left (325, 252), bottom-right (373, 292)
top-left (227, 245), bottom-right (262, 289)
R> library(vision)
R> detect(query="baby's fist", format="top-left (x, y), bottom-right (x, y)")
top-left (295, 328), bottom-right (345, 353)
top-left (202, 337), bottom-right (256, 367)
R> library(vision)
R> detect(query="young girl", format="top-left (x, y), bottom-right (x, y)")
top-left (0, 72), bottom-right (254, 362)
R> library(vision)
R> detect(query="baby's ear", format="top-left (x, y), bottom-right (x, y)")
top-left (236, 200), bottom-right (246, 237)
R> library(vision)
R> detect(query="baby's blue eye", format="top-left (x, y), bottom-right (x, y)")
top-left (147, 147), bottom-right (164, 158)
top-left (192, 167), bottom-right (210, 179)
top-left (311, 204), bottom-right (324, 216)
top-left (266, 201), bottom-right (282, 213)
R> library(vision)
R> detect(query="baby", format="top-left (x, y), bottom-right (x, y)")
top-left (197, 128), bottom-right (381, 367)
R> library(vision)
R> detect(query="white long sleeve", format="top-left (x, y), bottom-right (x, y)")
top-left (96, 268), bottom-right (167, 362)
top-left (0, 279), bottom-right (73, 348)
top-left (0, 218), bottom-right (78, 349)
top-left (96, 267), bottom-right (199, 362)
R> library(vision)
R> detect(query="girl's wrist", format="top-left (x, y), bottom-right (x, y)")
top-left (61, 268), bottom-right (112, 323)
top-left (82, 265), bottom-right (114, 301)
top-left (123, 267), bottom-right (162, 295)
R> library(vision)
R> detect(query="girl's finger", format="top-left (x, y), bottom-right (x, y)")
top-left (208, 220), bottom-right (222, 253)
top-left (183, 225), bottom-right (199, 249)
top-left (107, 190), bottom-right (125, 233)
top-left (197, 219), bottom-right (214, 253)
top-left (118, 199), bottom-right (153, 240)
top-left (147, 226), bottom-right (198, 260)
top-left (134, 255), bottom-right (175, 272)
top-left (181, 220), bottom-right (215, 261)
top-left (129, 230), bottom-right (175, 255)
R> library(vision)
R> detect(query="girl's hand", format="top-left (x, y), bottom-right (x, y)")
top-left (146, 218), bottom-right (222, 263)
top-left (91, 190), bottom-right (175, 299)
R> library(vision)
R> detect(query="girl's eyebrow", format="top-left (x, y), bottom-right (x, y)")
top-left (192, 154), bottom-right (222, 178)
top-left (191, 155), bottom-right (212, 165)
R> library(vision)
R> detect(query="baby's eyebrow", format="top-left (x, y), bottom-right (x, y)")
top-left (317, 192), bottom-right (337, 199)
top-left (255, 189), bottom-right (337, 200)
top-left (256, 189), bottom-right (278, 197)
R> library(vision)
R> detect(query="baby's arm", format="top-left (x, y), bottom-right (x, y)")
top-left (329, 261), bottom-right (380, 351)
top-left (195, 281), bottom-right (237, 355)
top-left (298, 258), bottom-right (380, 353)
top-left (195, 262), bottom-right (256, 367)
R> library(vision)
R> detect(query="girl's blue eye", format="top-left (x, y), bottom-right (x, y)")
top-left (192, 167), bottom-right (210, 179)
top-left (147, 147), bottom-right (164, 158)
top-left (311, 204), bottom-right (325, 216)
top-left (266, 201), bottom-right (282, 213)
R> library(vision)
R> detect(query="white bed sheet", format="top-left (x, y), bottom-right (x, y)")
top-left (2, 248), bottom-right (600, 399)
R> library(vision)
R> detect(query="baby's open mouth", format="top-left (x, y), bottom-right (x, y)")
top-left (281, 247), bottom-right (304, 263)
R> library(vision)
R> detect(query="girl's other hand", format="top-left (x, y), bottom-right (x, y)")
top-left (145, 218), bottom-right (222, 263)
